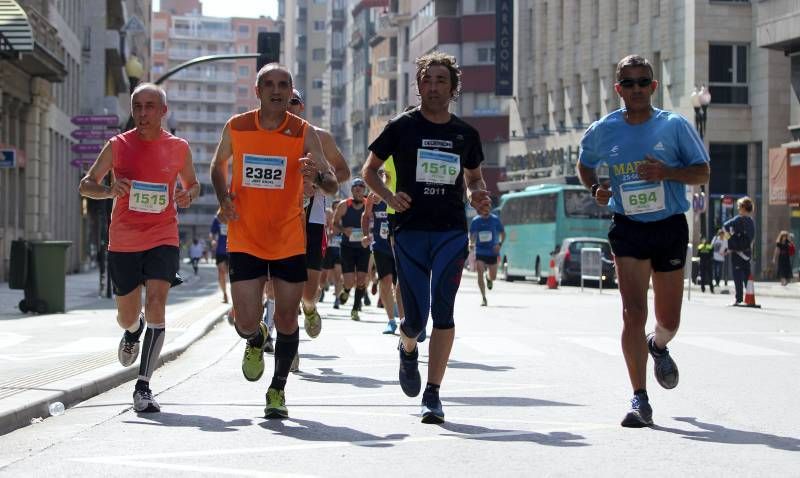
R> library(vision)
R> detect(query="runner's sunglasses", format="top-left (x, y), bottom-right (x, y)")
top-left (617, 77), bottom-right (653, 88)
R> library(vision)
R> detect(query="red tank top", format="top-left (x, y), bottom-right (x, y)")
top-left (108, 129), bottom-right (188, 252)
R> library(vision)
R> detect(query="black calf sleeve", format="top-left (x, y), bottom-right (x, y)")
top-left (270, 328), bottom-right (300, 390)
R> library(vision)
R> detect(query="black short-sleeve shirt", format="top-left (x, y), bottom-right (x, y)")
top-left (368, 110), bottom-right (484, 232)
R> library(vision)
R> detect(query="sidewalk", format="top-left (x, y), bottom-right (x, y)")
top-left (0, 262), bottom-right (230, 435)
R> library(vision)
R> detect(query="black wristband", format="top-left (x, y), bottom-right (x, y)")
top-left (591, 183), bottom-right (600, 197)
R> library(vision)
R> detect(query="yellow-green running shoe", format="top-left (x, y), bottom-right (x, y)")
top-left (350, 309), bottom-right (360, 321)
top-left (264, 387), bottom-right (288, 418)
top-left (303, 305), bottom-right (322, 339)
top-left (241, 323), bottom-right (267, 382)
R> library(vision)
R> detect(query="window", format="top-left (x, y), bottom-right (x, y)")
top-left (502, 194), bottom-right (557, 225)
top-left (312, 106), bottom-right (325, 118)
top-left (610, 0), bottom-right (618, 31)
top-left (477, 47), bottom-right (495, 63)
top-left (709, 44), bottom-right (748, 104)
top-left (314, 20), bottom-right (326, 31)
top-left (153, 40), bottom-right (165, 52)
top-left (709, 144), bottom-right (748, 195)
top-left (238, 87), bottom-right (249, 97)
top-left (564, 191), bottom-right (611, 219)
top-left (653, 0), bottom-right (661, 17)
top-left (239, 66), bottom-right (250, 76)
top-left (476, 0), bottom-right (495, 12)
top-left (631, 0), bottom-right (639, 24)
top-left (591, 0), bottom-right (598, 37)
top-left (312, 48), bottom-right (326, 61)
top-left (312, 78), bottom-right (324, 89)
top-left (238, 25), bottom-right (250, 35)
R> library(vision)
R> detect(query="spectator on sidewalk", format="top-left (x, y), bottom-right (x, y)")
top-left (711, 228), bottom-right (727, 287)
top-left (724, 197), bottom-right (755, 305)
top-left (772, 230), bottom-right (795, 286)
top-left (189, 238), bottom-right (203, 275)
top-left (697, 237), bottom-right (714, 293)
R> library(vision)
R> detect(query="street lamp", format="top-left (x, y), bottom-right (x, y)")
top-left (124, 54), bottom-right (144, 94)
top-left (690, 86), bottom-right (703, 138)
top-left (691, 84), bottom-right (712, 241)
top-left (167, 113), bottom-right (178, 136)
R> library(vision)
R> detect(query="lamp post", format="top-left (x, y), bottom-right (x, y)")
top-left (690, 86), bottom-right (703, 139)
top-left (124, 54), bottom-right (144, 94)
top-left (167, 113), bottom-right (178, 136)
top-left (692, 85), bottom-right (712, 240)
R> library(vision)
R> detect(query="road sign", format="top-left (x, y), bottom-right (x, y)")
top-left (70, 158), bottom-right (95, 168)
top-left (71, 143), bottom-right (103, 154)
top-left (580, 247), bottom-right (603, 292)
top-left (0, 149), bottom-right (16, 168)
top-left (71, 129), bottom-right (115, 141)
top-left (71, 115), bottom-right (119, 126)
top-left (121, 15), bottom-right (146, 33)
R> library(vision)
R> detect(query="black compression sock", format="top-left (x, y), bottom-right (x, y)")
top-left (634, 389), bottom-right (648, 400)
top-left (124, 315), bottom-right (145, 342)
top-left (270, 328), bottom-right (300, 390)
top-left (424, 383), bottom-right (440, 395)
top-left (246, 325), bottom-right (265, 349)
top-left (354, 287), bottom-right (365, 310)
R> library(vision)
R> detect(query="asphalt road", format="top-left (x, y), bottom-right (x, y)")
top-left (0, 274), bottom-right (797, 477)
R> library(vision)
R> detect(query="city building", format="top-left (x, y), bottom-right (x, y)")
top-left (152, 0), bottom-right (276, 240)
top-left (507, 0), bottom-right (794, 278)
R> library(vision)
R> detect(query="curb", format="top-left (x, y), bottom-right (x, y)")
top-left (0, 303), bottom-right (230, 436)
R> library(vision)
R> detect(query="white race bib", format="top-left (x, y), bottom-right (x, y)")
top-left (379, 222), bottom-right (389, 239)
top-left (619, 180), bottom-right (666, 215)
top-left (478, 230), bottom-right (493, 242)
top-left (349, 228), bottom-right (364, 242)
top-left (416, 148), bottom-right (460, 185)
top-left (329, 235), bottom-right (342, 247)
top-left (129, 180), bottom-right (169, 214)
top-left (242, 154), bottom-right (286, 189)
top-left (219, 223), bottom-right (228, 236)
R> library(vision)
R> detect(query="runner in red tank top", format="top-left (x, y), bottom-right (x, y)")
top-left (210, 63), bottom-right (337, 419)
top-left (79, 83), bottom-right (200, 414)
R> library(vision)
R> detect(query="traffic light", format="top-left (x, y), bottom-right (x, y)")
top-left (257, 32), bottom-right (280, 71)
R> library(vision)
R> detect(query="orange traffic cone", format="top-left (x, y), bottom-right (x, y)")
top-left (547, 258), bottom-right (558, 289)
top-left (743, 274), bottom-right (761, 308)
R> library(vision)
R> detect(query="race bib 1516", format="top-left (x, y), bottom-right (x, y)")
top-left (242, 154), bottom-right (287, 189)
top-left (416, 148), bottom-right (460, 185)
top-left (129, 180), bottom-right (169, 214)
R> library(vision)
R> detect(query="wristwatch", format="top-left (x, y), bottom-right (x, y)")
top-left (591, 183), bottom-right (601, 197)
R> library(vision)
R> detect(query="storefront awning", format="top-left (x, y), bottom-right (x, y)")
top-left (0, 0), bottom-right (33, 59)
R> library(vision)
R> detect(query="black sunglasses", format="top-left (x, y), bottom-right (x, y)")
top-left (618, 77), bottom-right (653, 88)
top-left (289, 98), bottom-right (302, 105)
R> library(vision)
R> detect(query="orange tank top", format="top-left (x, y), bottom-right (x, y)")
top-left (108, 129), bottom-right (188, 252)
top-left (227, 110), bottom-right (308, 260)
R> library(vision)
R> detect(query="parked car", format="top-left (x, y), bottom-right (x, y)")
top-left (553, 237), bottom-right (616, 287)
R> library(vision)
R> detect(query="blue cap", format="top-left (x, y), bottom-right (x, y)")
top-left (351, 178), bottom-right (366, 188)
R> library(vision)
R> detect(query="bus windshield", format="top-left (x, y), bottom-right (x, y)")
top-left (564, 190), bottom-right (612, 219)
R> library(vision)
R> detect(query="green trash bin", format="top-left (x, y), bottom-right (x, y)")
top-left (18, 241), bottom-right (72, 314)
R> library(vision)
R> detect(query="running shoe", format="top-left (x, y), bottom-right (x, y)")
top-left (333, 298), bottom-right (340, 309)
top-left (420, 389), bottom-right (445, 424)
top-left (398, 341), bottom-right (421, 397)
top-left (264, 387), bottom-right (288, 419)
top-left (262, 335), bottom-right (274, 354)
top-left (339, 290), bottom-right (350, 305)
top-left (242, 323), bottom-right (267, 382)
top-left (118, 313), bottom-right (144, 367)
top-left (646, 333), bottom-right (679, 389)
top-left (363, 294), bottom-right (372, 306)
top-left (620, 393), bottom-right (653, 428)
top-left (133, 387), bottom-right (161, 413)
top-left (303, 305), bottom-right (322, 339)
top-left (383, 320), bottom-right (397, 334)
top-left (351, 309), bottom-right (360, 321)
top-left (290, 352), bottom-right (300, 372)
top-left (417, 327), bottom-right (426, 343)
top-left (487, 278), bottom-right (493, 290)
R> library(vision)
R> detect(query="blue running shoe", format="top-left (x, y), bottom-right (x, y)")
top-left (420, 390), bottom-right (445, 424)
top-left (383, 320), bottom-right (397, 334)
top-left (621, 393), bottom-right (653, 428)
top-left (416, 327), bottom-right (426, 343)
top-left (398, 341), bottom-right (421, 397)
top-left (647, 333), bottom-right (679, 389)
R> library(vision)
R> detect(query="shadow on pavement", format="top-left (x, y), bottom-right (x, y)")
top-left (299, 354), bottom-right (341, 361)
top-left (440, 422), bottom-right (589, 447)
top-left (298, 370), bottom-right (398, 389)
top-left (260, 417), bottom-right (408, 447)
top-left (653, 416), bottom-right (800, 451)
top-left (123, 412), bottom-right (252, 432)
top-left (443, 396), bottom-right (583, 408)
top-left (447, 360), bottom-right (514, 372)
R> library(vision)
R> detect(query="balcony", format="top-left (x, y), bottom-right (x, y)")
top-left (180, 131), bottom-right (222, 144)
top-left (172, 111), bottom-right (233, 124)
top-left (169, 28), bottom-right (234, 41)
top-left (374, 56), bottom-right (397, 79)
top-left (168, 48), bottom-right (236, 61)
top-left (169, 90), bottom-right (236, 103)
top-left (330, 84), bottom-right (346, 98)
top-left (369, 100), bottom-right (397, 119)
top-left (330, 8), bottom-right (346, 26)
top-left (172, 69), bottom-right (236, 83)
top-left (375, 12), bottom-right (398, 38)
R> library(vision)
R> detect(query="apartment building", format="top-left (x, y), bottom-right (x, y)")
top-left (508, 0), bottom-right (794, 278)
top-left (152, 0), bottom-right (275, 239)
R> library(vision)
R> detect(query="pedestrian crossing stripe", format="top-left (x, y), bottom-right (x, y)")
top-left (679, 336), bottom-right (793, 356)
top-left (561, 337), bottom-right (622, 356)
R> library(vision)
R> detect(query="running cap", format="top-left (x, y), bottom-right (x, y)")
top-left (351, 178), bottom-right (366, 188)
top-left (291, 89), bottom-right (304, 104)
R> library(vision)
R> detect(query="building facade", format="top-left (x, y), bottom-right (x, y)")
top-left (508, 0), bottom-right (794, 278)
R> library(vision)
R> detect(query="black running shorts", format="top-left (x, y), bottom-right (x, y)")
top-left (228, 252), bottom-right (308, 283)
top-left (475, 254), bottom-right (498, 266)
top-left (108, 245), bottom-right (180, 296)
top-left (322, 246), bottom-right (340, 269)
top-left (215, 253), bottom-right (229, 265)
top-left (305, 223), bottom-right (325, 271)
top-left (373, 249), bottom-right (396, 282)
top-left (608, 213), bottom-right (688, 272)
top-left (340, 246), bottom-right (370, 274)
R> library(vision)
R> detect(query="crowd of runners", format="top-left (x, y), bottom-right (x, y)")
top-left (79, 52), bottom-right (709, 428)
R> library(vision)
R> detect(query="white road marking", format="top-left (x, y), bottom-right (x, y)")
top-left (772, 336), bottom-right (800, 345)
top-left (561, 337), bottom-right (622, 356)
top-left (680, 336), bottom-right (793, 356)
top-left (456, 337), bottom-right (544, 356)
top-left (344, 337), bottom-right (398, 356)
top-left (0, 332), bottom-right (30, 349)
top-left (54, 319), bottom-right (89, 327)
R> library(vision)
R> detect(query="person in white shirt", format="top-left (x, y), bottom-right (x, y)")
top-left (710, 229), bottom-right (727, 287)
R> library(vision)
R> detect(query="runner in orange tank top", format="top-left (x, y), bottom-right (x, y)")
top-left (79, 83), bottom-right (200, 414)
top-left (210, 63), bottom-right (337, 419)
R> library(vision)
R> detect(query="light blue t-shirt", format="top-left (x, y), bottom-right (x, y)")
top-left (578, 108), bottom-right (709, 222)
top-left (470, 214), bottom-right (504, 256)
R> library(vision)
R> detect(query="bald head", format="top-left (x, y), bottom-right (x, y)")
top-left (131, 83), bottom-right (167, 107)
top-left (255, 63), bottom-right (294, 89)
